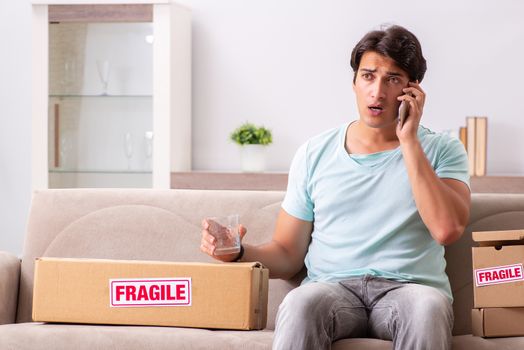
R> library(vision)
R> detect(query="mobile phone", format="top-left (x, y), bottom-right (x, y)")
top-left (398, 100), bottom-right (409, 128)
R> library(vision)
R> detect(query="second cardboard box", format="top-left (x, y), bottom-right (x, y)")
top-left (472, 230), bottom-right (524, 308)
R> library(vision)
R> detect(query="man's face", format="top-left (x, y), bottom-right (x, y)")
top-left (353, 51), bottom-right (410, 129)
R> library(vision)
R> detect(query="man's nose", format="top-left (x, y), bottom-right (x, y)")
top-left (370, 81), bottom-right (386, 99)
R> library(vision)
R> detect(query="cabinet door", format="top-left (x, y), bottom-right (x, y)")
top-left (32, 2), bottom-right (191, 190)
top-left (48, 5), bottom-right (153, 188)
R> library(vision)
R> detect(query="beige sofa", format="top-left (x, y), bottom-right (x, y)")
top-left (1, 189), bottom-right (524, 349)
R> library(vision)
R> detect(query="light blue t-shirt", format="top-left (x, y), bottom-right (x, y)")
top-left (281, 123), bottom-right (470, 301)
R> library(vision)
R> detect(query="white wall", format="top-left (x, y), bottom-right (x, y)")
top-left (0, 1), bottom-right (33, 256)
top-left (177, 0), bottom-right (524, 174)
top-left (2, 0), bottom-right (524, 254)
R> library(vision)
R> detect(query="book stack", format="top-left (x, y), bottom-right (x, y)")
top-left (458, 116), bottom-right (488, 176)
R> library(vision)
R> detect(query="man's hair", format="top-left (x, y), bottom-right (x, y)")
top-left (350, 25), bottom-right (427, 83)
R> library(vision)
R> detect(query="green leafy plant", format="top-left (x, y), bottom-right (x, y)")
top-left (230, 122), bottom-right (273, 146)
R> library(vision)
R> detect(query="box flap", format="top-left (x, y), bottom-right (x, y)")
top-left (36, 257), bottom-right (266, 269)
top-left (472, 230), bottom-right (524, 246)
top-left (225, 261), bottom-right (266, 269)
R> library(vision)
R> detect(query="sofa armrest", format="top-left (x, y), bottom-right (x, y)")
top-left (0, 251), bottom-right (20, 324)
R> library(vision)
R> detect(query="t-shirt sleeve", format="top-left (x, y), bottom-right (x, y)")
top-left (281, 143), bottom-right (314, 221)
top-left (435, 135), bottom-right (470, 189)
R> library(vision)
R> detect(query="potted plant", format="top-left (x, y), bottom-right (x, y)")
top-left (230, 122), bottom-right (272, 172)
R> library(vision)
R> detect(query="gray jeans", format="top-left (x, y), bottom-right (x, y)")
top-left (273, 275), bottom-right (453, 350)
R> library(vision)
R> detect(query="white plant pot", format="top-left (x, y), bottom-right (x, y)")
top-left (241, 145), bottom-right (267, 172)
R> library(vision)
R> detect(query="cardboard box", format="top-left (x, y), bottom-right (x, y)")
top-left (472, 230), bottom-right (524, 308)
top-left (32, 257), bottom-right (269, 330)
top-left (472, 308), bottom-right (524, 337)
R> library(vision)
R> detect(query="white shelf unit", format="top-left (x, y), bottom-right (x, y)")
top-left (31, 0), bottom-right (191, 190)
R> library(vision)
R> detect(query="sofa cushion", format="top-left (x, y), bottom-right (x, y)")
top-left (0, 251), bottom-right (20, 324)
top-left (333, 335), bottom-right (524, 350)
top-left (42, 204), bottom-right (206, 261)
top-left (0, 323), bottom-right (274, 350)
top-left (2, 323), bottom-right (524, 350)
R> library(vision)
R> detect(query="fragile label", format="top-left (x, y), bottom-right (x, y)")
top-left (475, 263), bottom-right (524, 287)
top-left (110, 278), bottom-right (192, 307)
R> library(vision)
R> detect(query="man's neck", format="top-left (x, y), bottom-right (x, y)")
top-left (345, 120), bottom-right (400, 155)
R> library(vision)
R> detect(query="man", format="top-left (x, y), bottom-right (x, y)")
top-left (201, 24), bottom-right (470, 350)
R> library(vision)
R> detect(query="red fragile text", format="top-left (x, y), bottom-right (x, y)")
top-left (110, 278), bottom-right (192, 307)
top-left (115, 284), bottom-right (186, 302)
top-left (475, 264), bottom-right (524, 287)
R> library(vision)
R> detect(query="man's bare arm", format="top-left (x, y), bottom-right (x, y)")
top-left (201, 208), bottom-right (312, 279)
top-left (401, 139), bottom-right (470, 245)
top-left (397, 82), bottom-right (470, 245)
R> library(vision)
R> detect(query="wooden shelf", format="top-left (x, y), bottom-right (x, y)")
top-left (172, 173), bottom-right (524, 193)
top-left (470, 176), bottom-right (524, 193)
top-left (171, 172), bottom-right (288, 191)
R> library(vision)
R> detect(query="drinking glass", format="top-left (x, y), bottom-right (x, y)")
top-left (96, 60), bottom-right (111, 95)
top-left (124, 132), bottom-right (133, 170)
top-left (206, 214), bottom-right (241, 255)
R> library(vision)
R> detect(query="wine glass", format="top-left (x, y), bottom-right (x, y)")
top-left (144, 131), bottom-right (153, 171)
top-left (124, 132), bottom-right (133, 170)
top-left (59, 132), bottom-right (73, 169)
top-left (96, 60), bottom-right (111, 95)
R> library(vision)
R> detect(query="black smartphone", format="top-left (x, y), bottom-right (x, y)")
top-left (398, 100), bottom-right (409, 128)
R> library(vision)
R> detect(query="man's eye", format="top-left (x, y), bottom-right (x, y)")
top-left (362, 73), bottom-right (372, 80)
top-left (389, 77), bottom-right (399, 84)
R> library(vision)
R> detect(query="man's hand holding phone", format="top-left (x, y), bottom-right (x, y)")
top-left (396, 80), bottom-right (425, 143)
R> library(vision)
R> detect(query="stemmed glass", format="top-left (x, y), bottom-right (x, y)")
top-left (59, 131), bottom-right (73, 169)
top-left (124, 132), bottom-right (133, 170)
top-left (144, 131), bottom-right (153, 171)
top-left (96, 60), bottom-right (111, 95)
